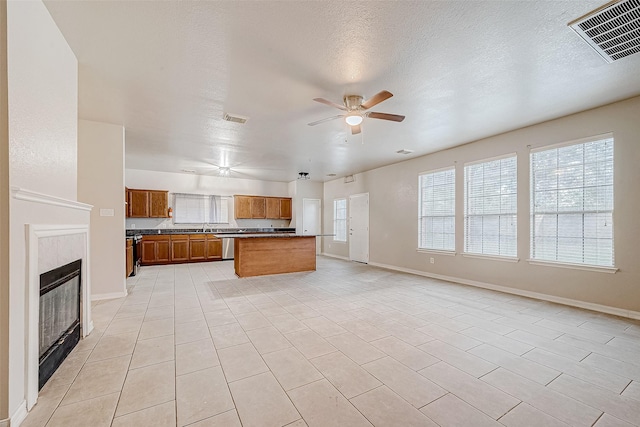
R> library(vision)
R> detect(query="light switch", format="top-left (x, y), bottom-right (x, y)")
top-left (100, 208), bottom-right (114, 217)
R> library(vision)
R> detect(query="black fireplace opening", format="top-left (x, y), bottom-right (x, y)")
top-left (39, 259), bottom-right (82, 390)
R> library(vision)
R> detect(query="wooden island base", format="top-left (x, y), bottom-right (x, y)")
top-left (233, 236), bottom-right (316, 277)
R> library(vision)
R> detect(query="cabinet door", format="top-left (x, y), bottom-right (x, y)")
top-left (149, 191), bottom-right (168, 218)
top-left (206, 237), bottom-right (222, 260)
top-left (128, 190), bottom-right (150, 218)
top-left (266, 198), bottom-right (280, 219)
top-left (189, 237), bottom-right (206, 261)
top-left (251, 197), bottom-right (266, 218)
top-left (234, 196), bottom-right (252, 219)
top-left (170, 239), bottom-right (189, 262)
top-left (157, 241), bottom-right (171, 262)
top-left (141, 241), bottom-right (157, 264)
top-left (280, 198), bottom-right (292, 219)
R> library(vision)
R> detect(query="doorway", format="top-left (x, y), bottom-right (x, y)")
top-left (349, 193), bottom-right (369, 263)
top-left (302, 198), bottom-right (321, 254)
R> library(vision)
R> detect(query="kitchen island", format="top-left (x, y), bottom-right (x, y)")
top-left (221, 234), bottom-right (316, 278)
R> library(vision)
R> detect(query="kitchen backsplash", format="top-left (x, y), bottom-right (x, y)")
top-left (126, 217), bottom-right (291, 230)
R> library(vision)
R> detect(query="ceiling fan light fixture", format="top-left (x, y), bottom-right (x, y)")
top-left (345, 113), bottom-right (363, 126)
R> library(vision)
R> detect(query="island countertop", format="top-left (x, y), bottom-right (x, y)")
top-left (216, 233), bottom-right (332, 238)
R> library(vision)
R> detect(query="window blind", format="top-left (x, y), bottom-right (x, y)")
top-left (333, 199), bottom-right (347, 242)
top-left (530, 137), bottom-right (614, 266)
top-left (419, 168), bottom-right (455, 251)
top-left (173, 194), bottom-right (229, 224)
top-left (464, 155), bottom-right (517, 257)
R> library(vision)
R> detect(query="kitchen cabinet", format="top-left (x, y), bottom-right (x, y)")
top-left (126, 239), bottom-right (134, 277)
top-left (280, 198), bottom-right (292, 219)
top-left (206, 237), bottom-right (222, 260)
top-left (235, 196), bottom-right (252, 219)
top-left (149, 191), bottom-right (169, 217)
top-left (234, 195), bottom-right (293, 220)
top-left (141, 234), bottom-right (222, 265)
top-left (189, 235), bottom-right (206, 261)
top-left (141, 235), bottom-right (170, 264)
top-left (251, 197), bottom-right (266, 218)
top-left (170, 235), bottom-right (189, 262)
top-left (266, 198), bottom-right (280, 219)
top-left (128, 190), bottom-right (150, 218)
top-left (126, 188), bottom-right (169, 218)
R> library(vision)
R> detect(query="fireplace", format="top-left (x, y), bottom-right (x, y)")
top-left (38, 259), bottom-right (81, 389)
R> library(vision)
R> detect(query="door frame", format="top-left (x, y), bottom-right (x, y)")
top-left (302, 198), bottom-right (322, 254)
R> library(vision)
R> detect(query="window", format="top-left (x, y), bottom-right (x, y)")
top-left (418, 168), bottom-right (455, 251)
top-left (333, 199), bottom-right (347, 241)
top-left (530, 136), bottom-right (614, 266)
top-left (173, 193), bottom-right (229, 224)
top-left (464, 155), bottom-right (517, 257)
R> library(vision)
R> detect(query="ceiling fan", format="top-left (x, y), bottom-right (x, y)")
top-left (308, 90), bottom-right (405, 135)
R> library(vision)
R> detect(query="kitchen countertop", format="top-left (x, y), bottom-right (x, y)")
top-left (216, 233), bottom-right (314, 238)
top-left (126, 227), bottom-right (295, 236)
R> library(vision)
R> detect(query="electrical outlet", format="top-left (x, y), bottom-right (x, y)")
top-left (430, 257), bottom-right (434, 264)
top-left (131, 224), bottom-right (136, 229)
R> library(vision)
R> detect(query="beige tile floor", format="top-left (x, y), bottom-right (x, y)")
top-left (23, 257), bottom-right (640, 427)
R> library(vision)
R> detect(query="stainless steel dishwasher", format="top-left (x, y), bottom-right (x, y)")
top-left (222, 237), bottom-right (234, 260)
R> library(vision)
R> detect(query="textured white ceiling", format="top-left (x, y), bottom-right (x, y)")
top-left (44, 1), bottom-right (640, 182)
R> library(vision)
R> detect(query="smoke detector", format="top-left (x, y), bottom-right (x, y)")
top-left (223, 113), bottom-right (249, 124)
top-left (569, 0), bottom-right (640, 62)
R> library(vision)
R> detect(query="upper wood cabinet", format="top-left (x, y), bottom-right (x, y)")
top-left (280, 198), bottom-right (292, 219)
top-left (234, 196), bottom-right (252, 219)
top-left (128, 190), bottom-right (150, 217)
top-left (126, 188), bottom-right (169, 218)
top-left (234, 195), bottom-right (292, 220)
top-left (251, 197), bottom-right (266, 219)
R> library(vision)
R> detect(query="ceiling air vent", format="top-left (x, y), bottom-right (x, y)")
top-left (396, 149), bottom-right (413, 155)
top-left (223, 113), bottom-right (248, 124)
top-left (569, 0), bottom-right (640, 63)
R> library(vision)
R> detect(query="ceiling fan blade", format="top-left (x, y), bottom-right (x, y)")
top-left (351, 124), bottom-right (362, 135)
top-left (360, 90), bottom-right (393, 110)
top-left (307, 115), bottom-right (344, 126)
top-left (313, 98), bottom-right (347, 111)
top-left (367, 112), bottom-right (405, 122)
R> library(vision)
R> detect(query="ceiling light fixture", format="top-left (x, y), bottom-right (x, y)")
top-left (298, 172), bottom-right (310, 180)
top-left (219, 167), bottom-right (230, 177)
top-left (345, 113), bottom-right (363, 126)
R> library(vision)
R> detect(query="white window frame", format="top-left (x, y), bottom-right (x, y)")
top-left (418, 166), bottom-right (456, 252)
top-left (464, 153), bottom-right (518, 259)
top-left (529, 134), bottom-right (615, 269)
top-left (333, 198), bottom-right (347, 242)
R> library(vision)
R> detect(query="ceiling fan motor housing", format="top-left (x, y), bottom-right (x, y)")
top-left (344, 95), bottom-right (364, 110)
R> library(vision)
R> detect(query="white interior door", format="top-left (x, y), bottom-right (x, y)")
top-left (349, 193), bottom-right (369, 263)
top-left (302, 198), bottom-right (321, 254)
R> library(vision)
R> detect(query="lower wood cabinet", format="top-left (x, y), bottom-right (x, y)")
top-left (141, 235), bottom-right (170, 264)
top-left (141, 234), bottom-right (222, 265)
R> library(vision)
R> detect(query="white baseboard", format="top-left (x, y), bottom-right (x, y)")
top-left (91, 290), bottom-right (128, 301)
top-left (0, 417), bottom-right (7, 427)
top-left (321, 252), bottom-right (350, 261)
top-left (368, 261), bottom-right (640, 321)
top-left (9, 401), bottom-right (27, 427)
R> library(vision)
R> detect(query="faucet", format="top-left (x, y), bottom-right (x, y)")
top-left (202, 224), bottom-right (211, 233)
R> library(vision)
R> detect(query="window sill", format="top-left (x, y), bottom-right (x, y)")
top-left (527, 259), bottom-right (618, 273)
top-left (462, 253), bottom-right (520, 263)
top-left (416, 249), bottom-right (456, 256)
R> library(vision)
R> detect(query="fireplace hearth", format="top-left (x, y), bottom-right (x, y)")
top-left (39, 259), bottom-right (82, 389)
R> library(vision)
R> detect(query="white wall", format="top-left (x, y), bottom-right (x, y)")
top-left (0, 1), bottom-right (9, 422)
top-left (6, 0), bottom-right (87, 419)
top-left (78, 120), bottom-right (126, 299)
top-left (125, 168), bottom-right (292, 229)
top-left (324, 96), bottom-right (640, 315)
